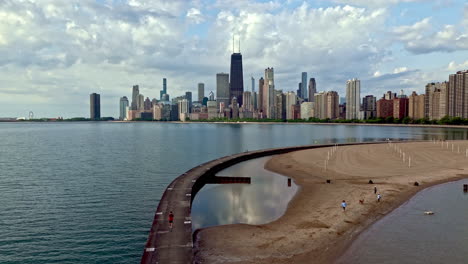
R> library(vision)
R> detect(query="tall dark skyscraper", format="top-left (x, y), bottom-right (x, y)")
top-left (90, 93), bottom-right (101, 120)
top-left (229, 52), bottom-right (244, 106)
top-left (308, 78), bottom-right (316, 102)
top-left (131, 85), bottom-right (139, 110)
top-left (160, 78), bottom-right (167, 100)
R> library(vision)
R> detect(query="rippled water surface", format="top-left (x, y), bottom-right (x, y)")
top-left (0, 122), bottom-right (467, 263)
top-left (338, 179), bottom-right (468, 264)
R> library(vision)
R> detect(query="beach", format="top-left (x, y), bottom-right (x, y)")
top-left (194, 141), bottom-right (468, 263)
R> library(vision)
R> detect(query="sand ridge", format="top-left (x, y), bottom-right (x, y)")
top-left (193, 141), bottom-right (468, 264)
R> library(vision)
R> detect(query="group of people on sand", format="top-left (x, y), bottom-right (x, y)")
top-left (341, 186), bottom-right (382, 211)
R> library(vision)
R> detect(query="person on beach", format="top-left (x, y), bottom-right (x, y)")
top-left (377, 194), bottom-right (382, 202)
top-left (341, 200), bottom-right (347, 211)
top-left (374, 186), bottom-right (377, 194)
top-left (168, 211), bottom-right (174, 230)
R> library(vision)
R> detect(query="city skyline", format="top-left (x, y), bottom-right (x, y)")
top-left (1, 0), bottom-right (468, 118)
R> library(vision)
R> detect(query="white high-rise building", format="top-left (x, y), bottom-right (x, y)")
top-left (346, 79), bottom-right (361, 120)
top-left (301, 102), bottom-right (315, 120)
top-left (178, 99), bottom-right (189, 121)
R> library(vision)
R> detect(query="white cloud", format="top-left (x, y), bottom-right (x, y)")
top-left (447, 60), bottom-right (468, 71)
top-left (331, 0), bottom-right (427, 7)
top-left (393, 67), bottom-right (408, 74)
top-left (393, 16), bottom-right (468, 54)
top-left (187, 8), bottom-right (204, 24)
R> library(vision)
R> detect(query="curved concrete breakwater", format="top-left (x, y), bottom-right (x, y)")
top-left (140, 141), bottom-right (395, 264)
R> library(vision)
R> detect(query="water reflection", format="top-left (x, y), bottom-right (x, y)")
top-left (191, 156), bottom-right (298, 230)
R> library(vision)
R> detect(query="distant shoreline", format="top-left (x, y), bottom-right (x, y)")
top-left (4, 120), bottom-right (468, 129)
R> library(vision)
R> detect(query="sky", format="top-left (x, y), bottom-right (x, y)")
top-left (0, 0), bottom-right (467, 118)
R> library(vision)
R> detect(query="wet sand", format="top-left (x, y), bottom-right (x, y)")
top-left (194, 141), bottom-right (468, 263)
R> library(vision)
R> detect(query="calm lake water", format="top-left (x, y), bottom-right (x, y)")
top-left (191, 156), bottom-right (298, 230)
top-left (0, 122), bottom-right (467, 264)
top-left (337, 179), bottom-right (468, 264)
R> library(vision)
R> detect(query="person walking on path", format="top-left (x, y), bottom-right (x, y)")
top-left (168, 211), bottom-right (174, 230)
top-left (377, 194), bottom-right (382, 202)
top-left (341, 200), bottom-right (347, 211)
top-left (374, 186), bottom-right (377, 194)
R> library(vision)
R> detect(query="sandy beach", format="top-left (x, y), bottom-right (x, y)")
top-left (194, 141), bottom-right (468, 263)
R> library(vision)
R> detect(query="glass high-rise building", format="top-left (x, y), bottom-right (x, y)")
top-left (229, 52), bottom-right (244, 106)
top-left (90, 93), bottom-right (101, 120)
top-left (216, 73), bottom-right (230, 109)
top-left (301, 72), bottom-right (307, 99)
top-left (198, 83), bottom-right (205, 102)
top-left (119, 96), bottom-right (129, 120)
top-left (308, 78), bottom-right (316, 102)
top-left (160, 78), bottom-right (167, 100)
top-left (131, 85), bottom-right (139, 110)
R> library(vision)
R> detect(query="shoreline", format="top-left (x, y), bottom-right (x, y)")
top-left (4, 121), bottom-right (468, 129)
top-left (194, 141), bottom-right (468, 263)
top-left (113, 120), bottom-right (468, 129)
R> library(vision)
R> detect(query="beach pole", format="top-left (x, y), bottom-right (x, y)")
top-left (452, 144), bottom-right (454, 152)
top-left (403, 152), bottom-right (405, 162)
top-left (408, 156), bottom-right (411, 168)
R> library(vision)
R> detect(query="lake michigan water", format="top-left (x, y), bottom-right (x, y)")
top-left (0, 122), bottom-right (467, 263)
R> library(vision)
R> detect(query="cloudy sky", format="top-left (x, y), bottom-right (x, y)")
top-left (1, 0), bottom-right (467, 118)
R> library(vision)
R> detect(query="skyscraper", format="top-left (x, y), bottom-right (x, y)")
top-left (362, 95), bottom-right (376, 120)
top-left (144, 97), bottom-right (151, 110)
top-left (137, 94), bottom-right (145, 111)
top-left (242, 91), bottom-right (252, 112)
top-left (119, 96), bottom-right (129, 120)
top-left (258, 77), bottom-right (264, 114)
top-left (160, 78), bottom-right (167, 100)
top-left (216, 73), bottom-right (230, 109)
top-left (346, 79), bottom-right (361, 120)
top-left (90, 93), bottom-right (101, 120)
top-left (198, 83), bottom-right (205, 102)
top-left (301, 72), bottom-right (307, 100)
top-left (185, 91), bottom-right (192, 110)
top-left (326, 91), bottom-right (339, 119)
top-left (314, 92), bottom-right (327, 119)
top-left (230, 52), bottom-right (244, 106)
top-left (263, 68), bottom-right (275, 118)
top-left (308, 78), bottom-right (316, 102)
top-left (131, 85), bottom-right (139, 110)
top-left (448, 70), bottom-right (468, 118)
top-left (286, 91), bottom-right (297, 120)
top-left (408, 92), bottom-right (425, 120)
top-left (251, 76), bottom-right (255, 92)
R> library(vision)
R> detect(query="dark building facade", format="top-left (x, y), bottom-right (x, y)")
top-left (229, 53), bottom-right (244, 106)
top-left (90, 93), bottom-right (101, 120)
top-left (362, 95), bottom-right (377, 119)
